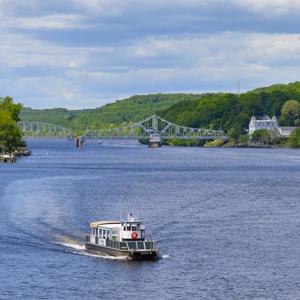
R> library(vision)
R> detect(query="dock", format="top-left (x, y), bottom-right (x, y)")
top-left (0, 149), bottom-right (32, 163)
top-left (0, 154), bottom-right (17, 163)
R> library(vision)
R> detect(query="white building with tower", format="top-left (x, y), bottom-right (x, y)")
top-left (248, 115), bottom-right (297, 137)
top-left (248, 115), bottom-right (279, 135)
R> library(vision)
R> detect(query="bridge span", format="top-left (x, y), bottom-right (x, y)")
top-left (18, 114), bottom-right (228, 146)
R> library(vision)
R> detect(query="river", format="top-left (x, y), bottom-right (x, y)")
top-left (1, 139), bottom-right (300, 299)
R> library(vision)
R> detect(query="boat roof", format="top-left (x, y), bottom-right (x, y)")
top-left (89, 221), bottom-right (121, 228)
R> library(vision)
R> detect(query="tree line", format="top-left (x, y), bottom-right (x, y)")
top-left (160, 82), bottom-right (300, 147)
top-left (19, 81), bottom-right (300, 147)
top-left (0, 97), bottom-right (25, 154)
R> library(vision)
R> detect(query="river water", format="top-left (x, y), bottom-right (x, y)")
top-left (1, 139), bottom-right (300, 299)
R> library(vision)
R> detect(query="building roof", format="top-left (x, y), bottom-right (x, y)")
top-left (89, 221), bottom-right (121, 228)
top-left (280, 126), bottom-right (297, 130)
top-left (279, 126), bottom-right (297, 134)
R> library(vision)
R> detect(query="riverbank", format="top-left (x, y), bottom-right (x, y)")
top-left (164, 140), bottom-right (296, 149)
top-left (0, 148), bottom-right (31, 163)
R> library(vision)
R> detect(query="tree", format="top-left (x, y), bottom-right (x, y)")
top-left (287, 128), bottom-right (300, 148)
top-left (280, 100), bottom-right (300, 126)
top-left (250, 129), bottom-right (272, 145)
top-left (239, 134), bottom-right (249, 145)
top-left (0, 98), bottom-right (25, 153)
top-left (0, 97), bottom-right (23, 122)
top-left (228, 127), bottom-right (241, 142)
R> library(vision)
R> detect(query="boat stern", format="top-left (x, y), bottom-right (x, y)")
top-left (128, 249), bottom-right (159, 261)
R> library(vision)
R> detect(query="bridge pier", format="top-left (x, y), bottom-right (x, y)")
top-left (76, 136), bottom-right (85, 148)
top-left (148, 133), bottom-right (161, 148)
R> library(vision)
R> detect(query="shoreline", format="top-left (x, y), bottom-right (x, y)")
top-left (0, 148), bottom-right (31, 163)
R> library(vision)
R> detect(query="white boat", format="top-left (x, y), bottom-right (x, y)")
top-left (85, 213), bottom-right (158, 260)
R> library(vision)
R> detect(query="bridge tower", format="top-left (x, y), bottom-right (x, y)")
top-left (148, 114), bottom-right (161, 147)
top-left (148, 133), bottom-right (161, 148)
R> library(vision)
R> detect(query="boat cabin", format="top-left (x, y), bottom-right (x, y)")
top-left (85, 213), bottom-right (157, 259)
top-left (86, 214), bottom-right (154, 252)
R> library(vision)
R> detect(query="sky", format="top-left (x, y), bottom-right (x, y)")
top-left (1, 0), bottom-right (300, 109)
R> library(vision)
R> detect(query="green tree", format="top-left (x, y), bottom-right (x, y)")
top-left (0, 98), bottom-right (25, 153)
top-left (239, 134), bottom-right (249, 145)
top-left (250, 129), bottom-right (272, 145)
top-left (0, 97), bottom-right (23, 122)
top-left (287, 128), bottom-right (300, 148)
top-left (280, 100), bottom-right (300, 126)
top-left (228, 127), bottom-right (241, 142)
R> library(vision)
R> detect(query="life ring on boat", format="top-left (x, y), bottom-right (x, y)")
top-left (131, 232), bottom-right (138, 239)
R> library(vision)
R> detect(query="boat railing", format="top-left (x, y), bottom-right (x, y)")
top-left (126, 241), bottom-right (154, 251)
top-left (106, 240), bottom-right (120, 249)
top-left (86, 235), bottom-right (155, 251)
top-left (105, 239), bottom-right (154, 251)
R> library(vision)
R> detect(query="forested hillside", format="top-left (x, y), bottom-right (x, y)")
top-left (21, 93), bottom-right (206, 130)
top-left (20, 82), bottom-right (300, 138)
top-left (160, 82), bottom-right (300, 136)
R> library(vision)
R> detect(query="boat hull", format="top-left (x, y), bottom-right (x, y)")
top-left (85, 243), bottom-right (158, 261)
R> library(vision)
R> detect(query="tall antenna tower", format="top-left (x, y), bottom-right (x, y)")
top-left (237, 81), bottom-right (241, 97)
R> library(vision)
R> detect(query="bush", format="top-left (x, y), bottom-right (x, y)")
top-left (250, 129), bottom-right (272, 145)
top-left (287, 128), bottom-right (300, 148)
top-left (204, 139), bottom-right (225, 147)
top-left (167, 139), bottom-right (205, 147)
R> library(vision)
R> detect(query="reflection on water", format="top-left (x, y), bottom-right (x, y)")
top-left (1, 139), bottom-right (300, 299)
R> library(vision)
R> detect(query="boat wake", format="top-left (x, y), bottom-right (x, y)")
top-left (55, 238), bottom-right (127, 260)
top-left (57, 241), bottom-right (85, 251)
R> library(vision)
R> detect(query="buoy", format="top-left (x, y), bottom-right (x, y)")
top-left (131, 232), bottom-right (138, 239)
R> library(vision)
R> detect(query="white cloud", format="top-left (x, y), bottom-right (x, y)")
top-left (0, 0), bottom-right (300, 108)
top-left (2, 29), bottom-right (300, 108)
top-left (71, 0), bottom-right (122, 16)
top-left (233, 0), bottom-right (300, 16)
top-left (3, 14), bottom-right (89, 30)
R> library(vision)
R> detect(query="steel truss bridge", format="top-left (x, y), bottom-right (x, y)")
top-left (18, 114), bottom-right (228, 141)
top-left (18, 121), bottom-right (74, 138)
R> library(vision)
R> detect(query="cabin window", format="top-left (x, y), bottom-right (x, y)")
top-left (137, 242), bottom-right (144, 250)
top-left (99, 229), bottom-right (102, 237)
top-left (145, 242), bottom-right (152, 249)
top-left (120, 242), bottom-right (128, 250)
top-left (128, 242), bottom-right (137, 250)
top-left (132, 225), bottom-right (137, 231)
top-left (123, 227), bottom-right (126, 231)
top-left (127, 226), bottom-right (131, 231)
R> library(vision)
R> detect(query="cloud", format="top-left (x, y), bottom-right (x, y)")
top-left (235, 0), bottom-right (300, 17)
top-left (2, 29), bottom-right (300, 108)
top-left (0, 14), bottom-right (89, 30)
top-left (0, 0), bottom-right (300, 108)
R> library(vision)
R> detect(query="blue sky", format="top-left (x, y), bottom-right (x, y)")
top-left (1, 0), bottom-right (300, 109)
